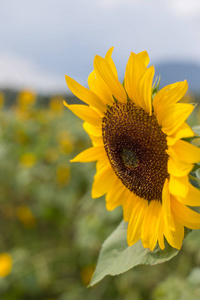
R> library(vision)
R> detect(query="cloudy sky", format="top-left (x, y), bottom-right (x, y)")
top-left (0, 0), bottom-right (200, 93)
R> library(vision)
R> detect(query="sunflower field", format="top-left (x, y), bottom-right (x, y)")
top-left (0, 88), bottom-right (200, 300)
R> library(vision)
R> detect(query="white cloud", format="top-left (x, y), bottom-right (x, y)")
top-left (166, 0), bottom-right (200, 19)
top-left (0, 0), bottom-right (200, 93)
top-left (0, 53), bottom-right (67, 94)
top-left (97, 0), bottom-right (143, 9)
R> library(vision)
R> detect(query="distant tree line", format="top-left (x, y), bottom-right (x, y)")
top-left (0, 88), bottom-right (83, 107)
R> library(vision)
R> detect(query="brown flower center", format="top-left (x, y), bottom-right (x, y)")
top-left (102, 101), bottom-right (169, 202)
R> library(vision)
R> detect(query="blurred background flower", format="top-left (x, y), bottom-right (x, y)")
top-left (17, 90), bottom-right (36, 109)
top-left (0, 253), bottom-right (13, 277)
top-left (49, 96), bottom-right (64, 113)
top-left (16, 205), bottom-right (36, 228)
top-left (20, 153), bottom-right (37, 168)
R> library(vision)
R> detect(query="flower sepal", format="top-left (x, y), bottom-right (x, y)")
top-left (152, 76), bottom-right (161, 100)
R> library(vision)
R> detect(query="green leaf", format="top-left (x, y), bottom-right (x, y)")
top-left (191, 132), bottom-right (200, 168)
top-left (190, 169), bottom-right (200, 189)
top-left (191, 138), bottom-right (200, 148)
top-left (89, 221), bottom-right (179, 286)
top-left (192, 125), bottom-right (200, 136)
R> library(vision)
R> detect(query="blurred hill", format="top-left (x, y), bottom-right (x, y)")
top-left (1, 61), bottom-right (200, 107)
top-left (155, 62), bottom-right (200, 93)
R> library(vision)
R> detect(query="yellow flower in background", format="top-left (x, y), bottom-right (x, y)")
top-left (0, 92), bottom-right (5, 109)
top-left (0, 253), bottom-right (13, 277)
top-left (58, 131), bottom-right (74, 154)
top-left (56, 164), bottom-right (70, 186)
top-left (49, 96), bottom-right (64, 113)
top-left (44, 148), bottom-right (59, 163)
top-left (181, 91), bottom-right (195, 104)
top-left (20, 153), bottom-right (37, 168)
top-left (65, 48), bottom-right (200, 251)
top-left (16, 205), bottom-right (36, 228)
top-left (15, 129), bottom-right (29, 145)
top-left (80, 265), bottom-right (95, 286)
top-left (197, 106), bottom-right (200, 123)
top-left (17, 90), bottom-right (36, 108)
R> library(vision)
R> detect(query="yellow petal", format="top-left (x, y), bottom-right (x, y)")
top-left (70, 146), bottom-right (105, 162)
top-left (167, 140), bottom-right (200, 164)
top-left (92, 164), bottom-right (115, 198)
top-left (105, 47), bottom-right (118, 78)
top-left (106, 177), bottom-right (126, 211)
top-left (167, 123), bottom-right (194, 146)
top-left (127, 196), bottom-right (148, 246)
top-left (169, 175), bottom-right (189, 198)
top-left (168, 157), bottom-right (194, 177)
top-left (178, 183), bottom-right (200, 207)
top-left (82, 121), bottom-right (103, 145)
top-left (64, 101), bottom-right (102, 126)
top-left (124, 52), bottom-right (147, 107)
top-left (153, 80), bottom-right (188, 115)
top-left (122, 191), bottom-right (136, 222)
top-left (88, 70), bottom-right (114, 106)
top-left (141, 200), bottom-right (162, 251)
top-left (158, 216), bottom-right (165, 250)
top-left (164, 219), bottom-right (184, 250)
top-left (157, 103), bottom-right (194, 136)
top-left (171, 196), bottom-right (200, 229)
top-left (174, 221), bottom-right (185, 249)
top-left (83, 122), bottom-right (102, 137)
top-left (93, 55), bottom-right (127, 103)
top-left (138, 65), bottom-right (154, 115)
top-left (137, 51), bottom-right (150, 66)
top-left (65, 75), bottom-right (105, 113)
top-left (96, 155), bottom-right (109, 172)
top-left (162, 179), bottom-right (175, 231)
top-left (91, 135), bottom-right (104, 147)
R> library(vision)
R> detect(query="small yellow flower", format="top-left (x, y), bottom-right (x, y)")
top-left (0, 253), bottom-right (13, 277)
top-left (17, 90), bottom-right (36, 108)
top-left (20, 153), bottom-right (37, 168)
top-left (80, 265), bottom-right (95, 286)
top-left (65, 48), bottom-right (200, 251)
top-left (49, 96), bottom-right (64, 113)
top-left (0, 92), bottom-right (4, 109)
top-left (16, 205), bottom-right (36, 228)
top-left (56, 164), bottom-right (70, 186)
top-left (58, 131), bottom-right (74, 154)
top-left (44, 148), bottom-right (59, 163)
top-left (181, 92), bottom-right (195, 104)
top-left (15, 129), bottom-right (29, 145)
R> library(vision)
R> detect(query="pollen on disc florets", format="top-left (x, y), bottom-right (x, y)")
top-left (102, 101), bottom-right (169, 202)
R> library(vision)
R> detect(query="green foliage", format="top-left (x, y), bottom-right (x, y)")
top-left (90, 221), bottom-right (179, 286)
top-left (190, 126), bottom-right (200, 187)
top-left (193, 125), bottom-right (200, 137)
top-left (0, 91), bottom-right (199, 299)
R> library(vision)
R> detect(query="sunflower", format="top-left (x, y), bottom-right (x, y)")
top-left (64, 48), bottom-right (200, 251)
